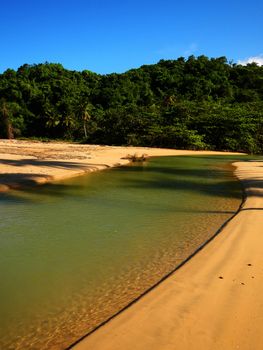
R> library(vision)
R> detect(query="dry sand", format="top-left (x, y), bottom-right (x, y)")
top-left (1, 140), bottom-right (260, 350)
top-left (0, 139), bottom-right (241, 192)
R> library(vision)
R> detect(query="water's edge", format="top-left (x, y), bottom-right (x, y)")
top-left (1, 155), bottom-right (252, 350)
top-left (67, 161), bottom-right (245, 349)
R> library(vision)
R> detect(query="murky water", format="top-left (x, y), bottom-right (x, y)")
top-left (0, 155), bottom-right (249, 349)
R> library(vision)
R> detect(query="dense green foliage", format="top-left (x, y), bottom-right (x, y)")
top-left (1, 56), bottom-right (263, 153)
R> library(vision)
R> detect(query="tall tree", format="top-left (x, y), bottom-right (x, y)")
top-left (0, 99), bottom-right (14, 139)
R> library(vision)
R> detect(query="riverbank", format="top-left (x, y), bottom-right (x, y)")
top-left (0, 140), bottom-right (243, 192)
top-left (72, 160), bottom-right (263, 350)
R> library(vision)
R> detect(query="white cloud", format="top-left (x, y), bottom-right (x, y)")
top-left (238, 55), bottom-right (263, 66)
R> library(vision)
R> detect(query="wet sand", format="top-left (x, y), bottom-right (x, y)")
top-left (72, 161), bottom-right (263, 350)
top-left (0, 140), bottom-right (241, 192)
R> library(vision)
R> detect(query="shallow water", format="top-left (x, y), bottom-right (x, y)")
top-left (0, 155), bottom-right (251, 349)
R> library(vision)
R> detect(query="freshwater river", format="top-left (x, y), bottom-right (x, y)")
top-left (0, 155), bottom-right (247, 349)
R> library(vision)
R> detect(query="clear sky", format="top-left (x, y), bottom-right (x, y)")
top-left (1, 0), bottom-right (262, 74)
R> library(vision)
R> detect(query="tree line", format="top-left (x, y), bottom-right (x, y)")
top-left (0, 55), bottom-right (263, 153)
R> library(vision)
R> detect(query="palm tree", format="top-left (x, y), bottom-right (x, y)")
top-left (82, 104), bottom-right (91, 139)
top-left (76, 100), bottom-right (92, 139)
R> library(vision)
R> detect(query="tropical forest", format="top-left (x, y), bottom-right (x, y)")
top-left (0, 55), bottom-right (263, 153)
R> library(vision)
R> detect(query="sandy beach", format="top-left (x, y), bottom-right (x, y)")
top-left (0, 140), bottom-right (241, 192)
top-left (1, 140), bottom-right (261, 350)
top-left (70, 160), bottom-right (263, 350)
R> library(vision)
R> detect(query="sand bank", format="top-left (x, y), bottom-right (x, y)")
top-left (2, 140), bottom-right (257, 350)
top-left (0, 139), bottom-right (242, 192)
top-left (72, 160), bottom-right (263, 350)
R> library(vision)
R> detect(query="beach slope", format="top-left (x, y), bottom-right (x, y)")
top-left (72, 161), bottom-right (263, 350)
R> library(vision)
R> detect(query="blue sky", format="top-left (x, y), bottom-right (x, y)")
top-left (1, 0), bottom-right (262, 74)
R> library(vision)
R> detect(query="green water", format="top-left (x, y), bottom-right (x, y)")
top-left (0, 155), bottom-right (249, 349)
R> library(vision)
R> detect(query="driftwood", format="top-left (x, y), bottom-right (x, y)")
top-left (122, 153), bottom-right (149, 162)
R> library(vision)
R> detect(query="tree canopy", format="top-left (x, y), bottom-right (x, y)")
top-left (0, 56), bottom-right (263, 153)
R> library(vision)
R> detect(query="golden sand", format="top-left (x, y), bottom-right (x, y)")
top-left (72, 160), bottom-right (263, 350)
top-left (2, 140), bottom-right (259, 350)
top-left (0, 139), bottom-right (242, 191)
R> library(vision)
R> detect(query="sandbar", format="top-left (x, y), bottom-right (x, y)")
top-left (70, 162), bottom-right (263, 349)
top-left (0, 139), bottom-right (242, 192)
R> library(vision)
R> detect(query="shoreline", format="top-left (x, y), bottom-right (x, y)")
top-left (0, 139), bottom-right (244, 192)
top-left (70, 161), bottom-right (263, 350)
top-left (1, 140), bottom-right (259, 349)
top-left (67, 162), bottom-right (245, 349)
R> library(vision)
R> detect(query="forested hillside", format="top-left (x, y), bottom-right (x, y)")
top-left (1, 55), bottom-right (263, 153)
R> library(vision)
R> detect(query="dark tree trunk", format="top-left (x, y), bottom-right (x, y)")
top-left (83, 120), bottom-right (88, 138)
top-left (2, 102), bottom-right (14, 139)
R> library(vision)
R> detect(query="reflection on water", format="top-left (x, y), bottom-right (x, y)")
top-left (0, 155), bottom-right (251, 349)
